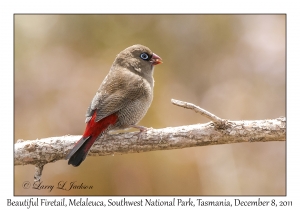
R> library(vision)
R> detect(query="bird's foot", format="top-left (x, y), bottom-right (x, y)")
top-left (131, 125), bottom-right (149, 141)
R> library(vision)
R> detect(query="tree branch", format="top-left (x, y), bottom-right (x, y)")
top-left (171, 99), bottom-right (224, 123)
top-left (14, 99), bottom-right (286, 181)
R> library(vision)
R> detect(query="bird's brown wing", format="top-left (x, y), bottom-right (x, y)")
top-left (85, 68), bottom-right (146, 123)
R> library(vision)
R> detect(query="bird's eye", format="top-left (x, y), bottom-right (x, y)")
top-left (140, 53), bottom-right (149, 60)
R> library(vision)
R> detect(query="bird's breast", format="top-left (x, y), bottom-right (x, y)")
top-left (115, 77), bottom-right (153, 129)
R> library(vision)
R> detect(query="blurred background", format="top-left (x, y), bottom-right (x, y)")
top-left (14, 15), bottom-right (285, 195)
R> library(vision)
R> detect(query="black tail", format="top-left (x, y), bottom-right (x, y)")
top-left (66, 136), bottom-right (92, 167)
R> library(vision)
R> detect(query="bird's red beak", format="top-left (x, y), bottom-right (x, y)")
top-left (151, 53), bottom-right (163, 65)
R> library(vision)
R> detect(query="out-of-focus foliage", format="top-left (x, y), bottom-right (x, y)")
top-left (14, 15), bottom-right (285, 195)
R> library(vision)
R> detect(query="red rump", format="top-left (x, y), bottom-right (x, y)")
top-left (66, 111), bottom-right (118, 166)
top-left (81, 111), bottom-right (118, 152)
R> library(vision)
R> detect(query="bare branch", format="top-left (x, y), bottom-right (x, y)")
top-left (15, 120), bottom-right (286, 166)
top-left (14, 99), bottom-right (286, 181)
top-left (171, 99), bottom-right (224, 123)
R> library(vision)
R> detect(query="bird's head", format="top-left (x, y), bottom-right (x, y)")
top-left (113, 44), bottom-right (162, 75)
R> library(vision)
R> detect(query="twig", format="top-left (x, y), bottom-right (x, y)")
top-left (171, 99), bottom-right (224, 123)
top-left (34, 165), bottom-right (44, 182)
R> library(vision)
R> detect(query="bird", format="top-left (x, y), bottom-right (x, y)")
top-left (65, 44), bottom-right (162, 167)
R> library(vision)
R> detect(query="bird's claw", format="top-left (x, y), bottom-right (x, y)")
top-left (131, 125), bottom-right (148, 141)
